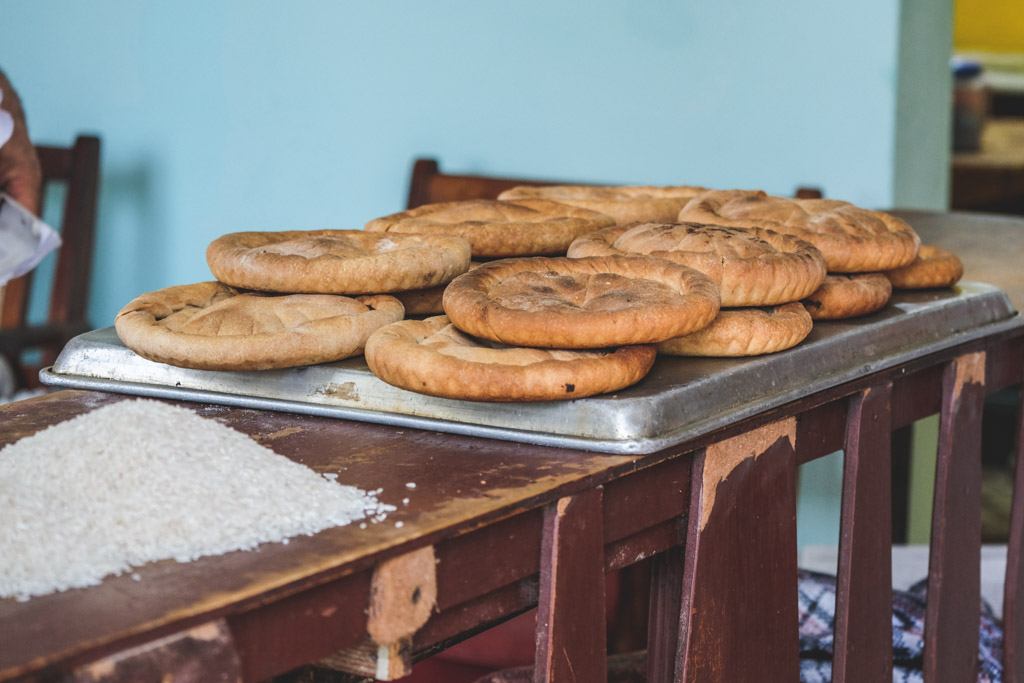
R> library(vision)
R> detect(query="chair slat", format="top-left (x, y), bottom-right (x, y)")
top-left (924, 352), bottom-right (986, 681)
top-left (49, 135), bottom-right (100, 326)
top-left (677, 419), bottom-right (799, 682)
top-left (1003, 367), bottom-right (1024, 682)
top-left (645, 546), bottom-right (684, 683)
top-left (533, 487), bottom-right (606, 683)
top-left (834, 384), bottom-right (894, 682)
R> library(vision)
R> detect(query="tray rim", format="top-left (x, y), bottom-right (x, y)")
top-left (40, 310), bottom-right (1024, 455)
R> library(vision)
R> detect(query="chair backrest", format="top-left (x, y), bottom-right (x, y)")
top-left (406, 156), bottom-right (824, 208)
top-left (0, 135), bottom-right (100, 385)
top-left (406, 158), bottom-right (562, 209)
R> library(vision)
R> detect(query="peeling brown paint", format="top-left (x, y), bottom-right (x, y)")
top-left (367, 546), bottom-right (437, 645)
top-left (953, 351), bottom-right (986, 394)
top-left (699, 418), bottom-right (796, 531)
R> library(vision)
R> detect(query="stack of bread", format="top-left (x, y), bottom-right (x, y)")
top-left (111, 181), bottom-right (964, 403)
top-left (676, 190), bottom-right (962, 319)
top-left (114, 230), bottom-right (471, 370)
top-left (365, 254), bottom-right (719, 400)
top-left (364, 198), bottom-right (614, 315)
top-left (567, 222), bottom-right (825, 356)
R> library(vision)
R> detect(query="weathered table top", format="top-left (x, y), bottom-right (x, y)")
top-left (0, 389), bottom-right (652, 680)
top-left (0, 210), bottom-right (1021, 681)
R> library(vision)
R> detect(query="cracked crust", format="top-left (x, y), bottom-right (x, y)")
top-left (115, 282), bottom-right (404, 370)
top-left (206, 230), bottom-right (471, 294)
top-left (365, 199), bottom-right (614, 257)
top-left (442, 255), bottom-right (720, 348)
top-left (659, 303), bottom-right (813, 357)
top-left (886, 244), bottom-right (964, 289)
top-left (498, 185), bottom-right (706, 224)
top-left (365, 316), bottom-right (657, 401)
top-left (802, 273), bottom-right (892, 320)
top-left (677, 190), bottom-right (920, 272)
top-left (568, 222), bottom-right (826, 306)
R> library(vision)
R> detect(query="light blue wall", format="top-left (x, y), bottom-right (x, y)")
top-left (3, 0), bottom-right (907, 328)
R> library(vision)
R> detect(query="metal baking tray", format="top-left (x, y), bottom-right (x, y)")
top-left (40, 281), bottom-right (1019, 454)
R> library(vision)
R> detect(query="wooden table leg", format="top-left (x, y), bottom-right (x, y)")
top-left (833, 383), bottom-right (894, 682)
top-left (677, 418), bottom-right (799, 683)
top-left (890, 424), bottom-right (913, 543)
top-left (533, 487), bottom-right (606, 683)
top-left (1003, 357), bottom-right (1024, 681)
top-left (321, 546), bottom-right (437, 681)
top-left (924, 352), bottom-right (986, 681)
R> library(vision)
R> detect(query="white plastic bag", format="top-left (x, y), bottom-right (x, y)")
top-left (0, 87), bottom-right (13, 148)
top-left (0, 193), bottom-right (62, 287)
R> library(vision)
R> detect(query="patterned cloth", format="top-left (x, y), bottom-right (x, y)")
top-left (798, 569), bottom-right (1004, 682)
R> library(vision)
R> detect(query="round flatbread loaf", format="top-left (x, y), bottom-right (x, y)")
top-left (442, 255), bottom-right (720, 349)
top-left (568, 222), bottom-right (826, 306)
top-left (115, 282), bottom-right (404, 370)
top-left (365, 316), bottom-right (656, 401)
top-left (658, 303), bottom-right (813, 357)
top-left (677, 190), bottom-right (920, 273)
top-left (886, 245), bottom-right (963, 289)
top-left (365, 199), bottom-right (614, 257)
top-left (206, 230), bottom-right (471, 294)
top-left (802, 273), bottom-right (892, 320)
top-left (498, 185), bottom-right (706, 224)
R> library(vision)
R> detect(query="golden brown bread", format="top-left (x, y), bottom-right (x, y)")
top-left (802, 273), bottom-right (892, 320)
top-left (365, 199), bottom-right (614, 257)
top-left (677, 190), bottom-right (920, 272)
top-left (498, 185), bottom-right (706, 224)
top-left (365, 316), bottom-right (656, 401)
top-left (206, 230), bottom-right (471, 294)
top-left (442, 255), bottom-right (720, 349)
top-left (885, 245), bottom-right (964, 289)
top-left (115, 282), bottom-right (404, 370)
top-left (568, 222), bottom-right (826, 306)
top-left (658, 303), bottom-right (813, 357)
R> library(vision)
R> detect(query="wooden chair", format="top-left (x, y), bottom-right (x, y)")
top-left (0, 135), bottom-right (101, 389)
top-left (405, 156), bottom-right (823, 209)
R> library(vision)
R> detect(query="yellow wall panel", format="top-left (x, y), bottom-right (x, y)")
top-left (955, 0), bottom-right (1024, 52)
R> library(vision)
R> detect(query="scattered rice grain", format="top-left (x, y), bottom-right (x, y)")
top-left (0, 400), bottom-right (394, 600)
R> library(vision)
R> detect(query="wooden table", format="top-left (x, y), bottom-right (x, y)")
top-left (952, 119), bottom-right (1024, 213)
top-left (1, 212), bottom-right (1023, 683)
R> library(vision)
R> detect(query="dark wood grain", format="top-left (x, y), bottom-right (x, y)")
top-left (833, 384), bottom-right (893, 682)
top-left (0, 391), bottom-right (637, 682)
top-left (533, 488), bottom-right (607, 683)
top-left (1003, 366), bottom-right (1024, 682)
top-left (678, 419), bottom-right (800, 683)
top-left (644, 547), bottom-right (684, 683)
top-left (405, 157), bottom-right (562, 209)
top-left (924, 352), bottom-right (987, 681)
top-left (890, 425), bottom-right (913, 543)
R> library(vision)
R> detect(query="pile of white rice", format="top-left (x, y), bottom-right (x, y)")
top-left (0, 399), bottom-right (393, 601)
